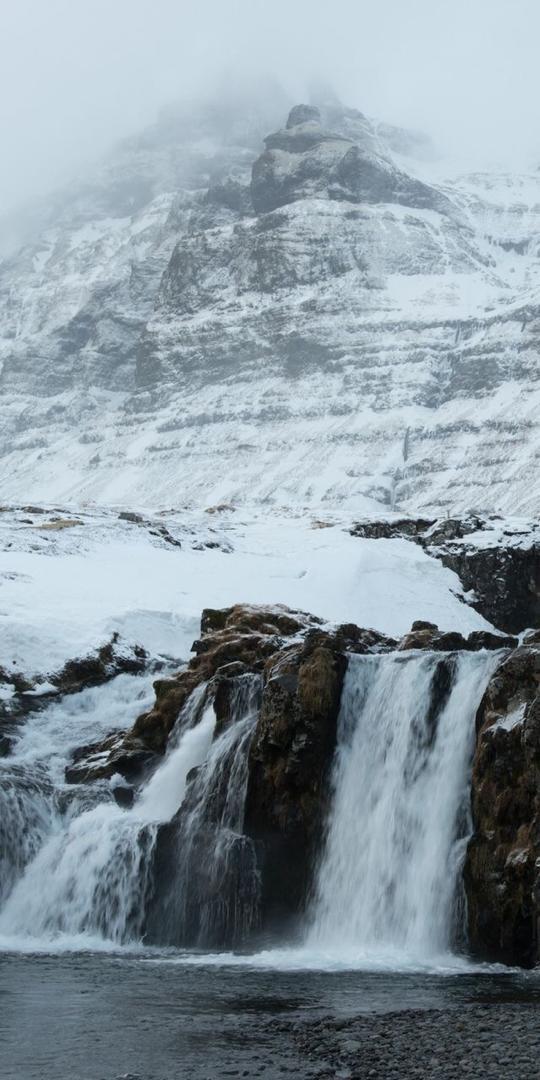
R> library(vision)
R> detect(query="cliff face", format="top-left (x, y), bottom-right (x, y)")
top-left (464, 643), bottom-right (540, 966)
top-left (1, 96), bottom-right (540, 513)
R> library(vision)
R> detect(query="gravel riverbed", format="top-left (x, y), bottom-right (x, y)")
top-left (285, 1003), bottom-right (540, 1079)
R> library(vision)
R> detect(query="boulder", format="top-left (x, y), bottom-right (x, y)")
top-left (398, 625), bottom-right (469, 652)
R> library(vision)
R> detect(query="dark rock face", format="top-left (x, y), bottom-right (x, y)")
top-left (243, 640), bottom-right (347, 937)
top-left (464, 647), bottom-right (540, 966)
top-left (398, 625), bottom-right (516, 652)
top-left (438, 544), bottom-right (540, 636)
top-left (250, 109), bottom-right (451, 218)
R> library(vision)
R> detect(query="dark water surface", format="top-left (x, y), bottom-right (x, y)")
top-left (1, 952), bottom-right (540, 1080)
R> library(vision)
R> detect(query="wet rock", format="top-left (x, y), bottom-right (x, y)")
top-left (465, 646), bottom-right (540, 965)
top-left (467, 630), bottom-right (518, 650)
top-left (243, 637), bottom-right (348, 935)
top-left (111, 782), bottom-right (135, 809)
top-left (51, 635), bottom-right (148, 695)
top-left (398, 625), bottom-right (469, 652)
top-left (0, 734), bottom-right (12, 756)
top-left (65, 734), bottom-right (154, 784)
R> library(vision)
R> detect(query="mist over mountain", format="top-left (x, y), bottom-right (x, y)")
top-left (1, 83), bottom-right (539, 514)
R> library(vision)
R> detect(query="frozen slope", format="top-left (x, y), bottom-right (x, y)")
top-left (1, 96), bottom-right (539, 515)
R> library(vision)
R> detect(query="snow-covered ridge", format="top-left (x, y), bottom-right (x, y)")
top-left (1, 93), bottom-right (540, 514)
top-left (0, 504), bottom-right (492, 681)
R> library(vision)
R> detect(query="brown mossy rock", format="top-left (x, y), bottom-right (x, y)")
top-left (131, 605), bottom-right (328, 756)
top-left (243, 631), bottom-right (350, 935)
top-left (200, 603), bottom-right (317, 640)
top-left (398, 625), bottom-right (469, 652)
top-left (65, 605), bottom-right (323, 783)
top-left (464, 646), bottom-right (540, 966)
top-left (72, 606), bottom-right (393, 784)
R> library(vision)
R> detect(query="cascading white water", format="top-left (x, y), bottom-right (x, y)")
top-left (0, 764), bottom-right (55, 905)
top-left (0, 672), bottom-right (262, 949)
top-left (308, 650), bottom-right (501, 965)
top-left (0, 682), bottom-right (214, 944)
top-left (146, 673), bottom-right (263, 948)
top-left (0, 671), bottom-right (157, 930)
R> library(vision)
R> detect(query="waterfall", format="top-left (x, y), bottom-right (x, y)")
top-left (0, 671), bottom-right (157, 929)
top-left (146, 673), bottom-right (263, 948)
top-left (0, 681), bottom-right (215, 944)
top-left (0, 672), bottom-right (261, 949)
top-left (0, 764), bottom-right (55, 905)
top-left (308, 650), bottom-right (501, 964)
top-left (0, 645), bottom-right (502, 963)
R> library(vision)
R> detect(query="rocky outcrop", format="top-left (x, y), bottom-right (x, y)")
top-left (464, 646), bottom-right (540, 965)
top-left (351, 515), bottom-right (540, 634)
top-left (250, 105), bottom-right (453, 218)
top-left (398, 622), bottom-right (517, 652)
top-left (63, 604), bottom-right (332, 784)
top-left (0, 635), bottom-right (148, 759)
top-left (436, 542), bottom-right (540, 636)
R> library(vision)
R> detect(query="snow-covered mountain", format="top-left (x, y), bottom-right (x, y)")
top-left (1, 90), bottom-right (540, 514)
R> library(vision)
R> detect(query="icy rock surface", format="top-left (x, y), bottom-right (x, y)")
top-left (1, 94), bottom-right (540, 513)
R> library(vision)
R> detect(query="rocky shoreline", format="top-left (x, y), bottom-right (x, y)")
top-left (284, 1002), bottom-right (540, 1079)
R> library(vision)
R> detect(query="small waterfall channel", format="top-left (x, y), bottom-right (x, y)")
top-left (0, 649), bottom-right (500, 962)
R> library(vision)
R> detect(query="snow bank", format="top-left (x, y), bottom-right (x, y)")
top-left (0, 508), bottom-right (492, 677)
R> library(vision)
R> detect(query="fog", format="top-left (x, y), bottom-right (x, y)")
top-left (1, 0), bottom-right (538, 213)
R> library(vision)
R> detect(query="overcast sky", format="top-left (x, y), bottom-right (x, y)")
top-left (1, 0), bottom-right (538, 213)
